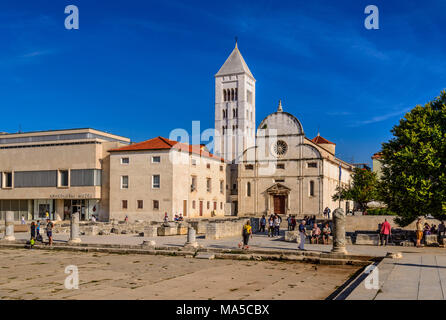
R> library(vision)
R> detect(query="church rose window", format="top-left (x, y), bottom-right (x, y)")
top-left (273, 140), bottom-right (288, 156)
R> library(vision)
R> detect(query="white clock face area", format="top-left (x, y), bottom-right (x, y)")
top-left (271, 140), bottom-right (288, 157)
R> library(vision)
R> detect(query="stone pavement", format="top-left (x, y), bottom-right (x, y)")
top-left (346, 252), bottom-right (446, 300)
top-left (0, 248), bottom-right (358, 300)
top-left (12, 230), bottom-right (446, 257)
top-left (9, 229), bottom-right (446, 300)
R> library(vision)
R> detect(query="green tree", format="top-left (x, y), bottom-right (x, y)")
top-left (379, 91), bottom-right (446, 226)
top-left (332, 167), bottom-right (378, 213)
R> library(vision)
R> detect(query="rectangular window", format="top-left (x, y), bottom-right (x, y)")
top-left (152, 175), bottom-right (160, 188)
top-left (310, 181), bottom-right (315, 196)
top-left (220, 202), bottom-right (223, 210)
top-left (192, 200), bottom-right (196, 209)
top-left (220, 180), bottom-right (224, 194)
top-left (121, 157), bottom-right (129, 164)
top-left (245, 164), bottom-right (254, 170)
top-left (220, 166), bottom-right (223, 172)
top-left (58, 170), bottom-right (69, 187)
top-left (207, 178), bottom-right (211, 192)
top-left (3, 172), bottom-right (13, 188)
top-left (152, 156), bottom-right (161, 163)
top-left (153, 200), bottom-right (159, 210)
top-left (275, 179), bottom-right (285, 183)
top-left (206, 163), bottom-right (211, 169)
top-left (121, 176), bottom-right (129, 189)
top-left (207, 201), bottom-right (210, 210)
top-left (137, 200), bottom-right (144, 209)
top-left (191, 176), bottom-right (197, 192)
top-left (308, 162), bottom-right (318, 168)
top-left (213, 202), bottom-right (217, 210)
top-left (247, 90), bottom-right (253, 104)
top-left (122, 200), bottom-right (128, 209)
top-left (276, 164), bottom-right (285, 169)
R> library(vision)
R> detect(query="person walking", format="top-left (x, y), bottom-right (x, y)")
top-left (36, 221), bottom-right (42, 242)
top-left (268, 215), bottom-right (274, 237)
top-left (416, 218), bottom-right (423, 248)
top-left (439, 221), bottom-right (445, 237)
top-left (241, 220), bottom-right (252, 250)
top-left (46, 219), bottom-right (54, 246)
top-left (260, 215), bottom-right (266, 233)
top-left (380, 219), bottom-right (392, 246)
top-left (30, 221), bottom-right (36, 240)
top-left (298, 220), bottom-right (307, 250)
top-left (291, 216), bottom-right (296, 231)
top-left (287, 215), bottom-right (292, 231)
top-left (274, 214), bottom-right (281, 237)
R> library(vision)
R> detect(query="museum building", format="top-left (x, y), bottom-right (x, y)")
top-left (0, 128), bottom-right (130, 221)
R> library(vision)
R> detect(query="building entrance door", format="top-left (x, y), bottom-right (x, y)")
top-left (273, 195), bottom-right (286, 215)
top-left (38, 204), bottom-right (50, 219)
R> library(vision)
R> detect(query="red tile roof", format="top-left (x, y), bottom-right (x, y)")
top-left (311, 135), bottom-right (335, 145)
top-left (372, 152), bottom-right (383, 159)
top-left (109, 136), bottom-right (224, 162)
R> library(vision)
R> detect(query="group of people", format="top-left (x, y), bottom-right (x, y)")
top-left (254, 214), bottom-right (334, 251)
top-left (415, 219), bottom-right (445, 247)
top-left (29, 219), bottom-right (54, 247)
top-left (259, 214), bottom-right (282, 237)
top-left (162, 212), bottom-right (184, 224)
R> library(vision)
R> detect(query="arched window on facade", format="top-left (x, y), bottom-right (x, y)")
top-left (223, 89), bottom-right (227, 102)
top-left (235, 88), bottom-right (238, 101)
top-left (231, 88), bottom-right (235, 101)
top-left (247, 182), bottom-right (251, 197)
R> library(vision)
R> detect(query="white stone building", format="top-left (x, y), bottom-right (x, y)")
top-left (214, 44), bottom-right (354, 216)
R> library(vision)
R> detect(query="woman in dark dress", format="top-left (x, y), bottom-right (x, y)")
top-left (30, 221), bottom-right (36, 240)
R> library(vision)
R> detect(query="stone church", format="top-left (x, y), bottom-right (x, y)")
top-left (214, 43), bottom-right (354, 216)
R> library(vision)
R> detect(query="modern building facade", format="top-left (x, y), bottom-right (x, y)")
top-left (108, 136), bottom-right (226, 221)
top-left (0, 128), bottom-right (130, 221)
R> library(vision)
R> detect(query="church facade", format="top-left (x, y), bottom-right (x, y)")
top-left (214, 44), bottom-right (354, 216)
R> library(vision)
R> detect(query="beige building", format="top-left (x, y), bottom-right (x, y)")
top-left (108, 136), bottom-right (226, 221)
top-left (372, 152), bottom-right (383, 179)
top-left (0, 128), bottom-right (130, 221)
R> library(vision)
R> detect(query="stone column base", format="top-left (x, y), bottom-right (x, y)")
top-left (331, 247), bottom-right (348, 254)
top-left (184, 242), bottom-right (199, 250)
top-left (2, 235), bottom-right (16, 241)
top-left (68, 238), bottom-right (82, 244)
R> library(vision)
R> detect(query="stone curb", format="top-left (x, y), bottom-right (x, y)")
top-left (0, 241), bottom-right (374, 266)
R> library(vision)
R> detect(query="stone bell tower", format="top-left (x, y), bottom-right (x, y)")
top-left (214, 42), bottom-right (256, 163)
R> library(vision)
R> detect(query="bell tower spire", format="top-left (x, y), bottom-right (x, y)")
top-left (214, 42), bottom-right (256, 162)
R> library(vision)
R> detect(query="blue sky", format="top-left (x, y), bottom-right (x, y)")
top-left (1, 0), bottom-right (445, 164)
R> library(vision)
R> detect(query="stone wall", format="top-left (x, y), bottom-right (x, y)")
top-left (344, 215), bottom-right (441, 232)
top-left (205, 217), bottom-right (259, 240)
